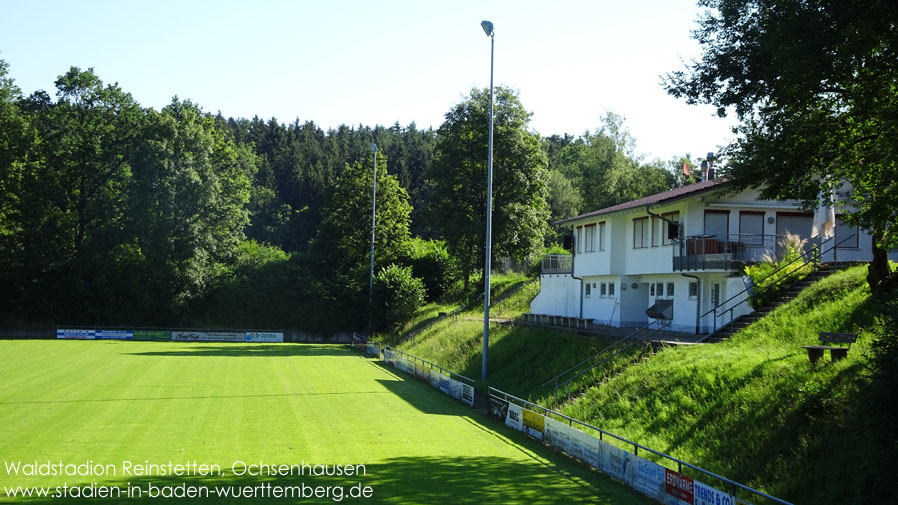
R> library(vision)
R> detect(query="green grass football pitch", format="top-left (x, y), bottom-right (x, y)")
top-left (0, 340), bottom-right (650, 504)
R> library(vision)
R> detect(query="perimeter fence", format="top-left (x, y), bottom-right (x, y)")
top-left (347, 336), bottom-right (793, 505)
top-left (488, 387), bottom-right (793, 505)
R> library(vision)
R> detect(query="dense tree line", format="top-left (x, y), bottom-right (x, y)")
top-left (0, 61), bottom-right (686, 334)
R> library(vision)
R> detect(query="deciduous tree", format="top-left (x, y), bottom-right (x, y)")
top-left (665, 0), bottom-right (898, 292)
top-left (428, 87), bottom-right (550, 288)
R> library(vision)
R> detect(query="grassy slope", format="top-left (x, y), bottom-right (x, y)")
top-left (400, 266), bottom-right (897, 504)
top-left (400, 276), bottom-right (631, 398)
top-left (0, 341), bottom-right (649, 505)
top-left (559, 265), bottom-right (896, 503)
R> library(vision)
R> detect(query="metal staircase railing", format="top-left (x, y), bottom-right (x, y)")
top-left (698, 233), bottom-right (855, 342)
top-left (540, 320), bottom-right (671, 402)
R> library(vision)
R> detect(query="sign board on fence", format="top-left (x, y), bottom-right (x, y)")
top-left (57, 329), bottom-right (95, 339)
top-left (95, 330), bottom-right (133, 340)
top-left (448, 378), bottom-right (463, 400)
top-left (694, 480), bottom-right (732, 505)
top-left (544, 417), bottom-right (572, 453)
top-left (521, 409), bottom-right (545, 440)
top-left (544, 417), bottom-right (601, 469)
top-left (505, 403), bottom-right (523, 432)
top-left (415, 363), bottom-right (430, 381)
top-left (461, 383), bottom-right (474, 406)
top-left (665, 468), bottom-right (695, 504)
top-left (366, 343), bottom-right (379, 356)
top-left (172, 331), bottom-right (243, 342)
top-left (133, 330), bottom-right (171, 341)
top-left (602, 441), bottom-right (636, 485)
top-left (246, 331), bottom-right (284, 343)
top-left (490, 397), bottom-right (509, 420)
top-left (429, 369), bottom-right (440, 388)
top-left (634, 457), bottom-right (667, 501)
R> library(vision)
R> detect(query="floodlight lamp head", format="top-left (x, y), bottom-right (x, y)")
top-left (481, 20), bottom-right (494, 37)
top-left (371, 143), bottom-right (377, 152)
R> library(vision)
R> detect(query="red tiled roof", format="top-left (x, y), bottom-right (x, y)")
top-left (556, 178), bottom-right (731, 225)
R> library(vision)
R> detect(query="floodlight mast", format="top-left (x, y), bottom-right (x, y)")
top-left (369, 143), bottom-right (377, 334)
top-left (481, 20), bottom-right (494, 382)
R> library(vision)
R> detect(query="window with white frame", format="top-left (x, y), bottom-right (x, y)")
top-left (667, 282), bottom-right (675, 298)
top-left (576, 226), bottom-right (583, 253)
top-left (584, 224), bottom-right (596, 252)
top-left (651, 217), bottom-right (660, 247)
top-left (608, 281), bottom-right (615, 296)
top-left (656, 282), bottom-right (664, 298)
top-left (600, 282), bottom-right (607, 297)
top-left (598, 222), bottom-right (606, 251)
top-left (633, 217), bottom-right (649, 249)
top-left (585, 283), bottom-right (591, 297)
top-left (689, 282), bottom-right (698, 299)
top-left (662, 211), bottom-right (680, 245)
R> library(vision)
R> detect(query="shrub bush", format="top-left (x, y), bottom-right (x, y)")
top-left (373, 264), bottom-right (426, 332)
top-left (403, 238), bottom-right (456, 302)
top-left (744, 233), bottom-right (816, 309)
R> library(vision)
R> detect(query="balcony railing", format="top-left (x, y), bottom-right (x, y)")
top-left (672, 233), bottom-right (816, 271)
top-left (541, 254), bottom-right (572, 274)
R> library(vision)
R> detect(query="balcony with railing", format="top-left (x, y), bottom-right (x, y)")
top-left (672, 233), bottom-right (813, 271)
top-left (540, 254), bottom-right (572, 274)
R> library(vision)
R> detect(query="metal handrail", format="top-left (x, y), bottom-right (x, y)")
top-left (698, 233), bottom-right (855, 339)
top-left (539, 325), bottom-right (649, 388)
top-left (382, 346), bottom-right (475, 386)
top-left (553, 322), bottom-right (669, 397)
top-left (489, 386), bottom-right (793, 505)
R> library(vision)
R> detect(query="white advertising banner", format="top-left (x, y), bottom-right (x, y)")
top-left (461, 383), bottom-right (475, 406)
top-left (694, 480), bottom-right (733, 505)
top-left (95, 330), bottom-right (133, 340)
top-left (634, 457), bottom-right (667, 501)
top-left (56, 329), bottom-right (95, 339)
top-left (448, 378), bottom-right (463, 400)
top-left (505, 403), bottom-right (523, 432)
top-left (245, 331), bottom-right (284, 342)
top-left (544, 417), bottom-right (601, 469)
top-left (429, 369), bottom-right (441, 388)
top-left (601, 440), bottom-right (636, 486)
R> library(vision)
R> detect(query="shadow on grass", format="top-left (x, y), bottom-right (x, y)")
top-left (3, 453), bottom-right (645, 505)
top-left (126, 344), bottom-right (352, 358)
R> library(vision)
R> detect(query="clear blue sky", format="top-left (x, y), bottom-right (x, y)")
top-left (0, 0), bottom-right (734, 163)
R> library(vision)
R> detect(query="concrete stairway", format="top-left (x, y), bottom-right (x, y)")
top-left (706, 264), bottom-right (840, 343)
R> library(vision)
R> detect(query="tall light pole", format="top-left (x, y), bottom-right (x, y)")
top-left (481, 20), bottom-right (494, 381)
top-left (368, 143), bottom-right (377, 334)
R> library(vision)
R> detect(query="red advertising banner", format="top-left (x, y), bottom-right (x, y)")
top-left (665, 468), bottom-right (695, 504)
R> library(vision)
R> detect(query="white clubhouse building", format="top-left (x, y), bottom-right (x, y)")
top-left (530, 179), bottom-right (876, 334)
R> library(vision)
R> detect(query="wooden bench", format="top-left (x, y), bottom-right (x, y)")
top-left (802, 332), bottom-right (857, 364)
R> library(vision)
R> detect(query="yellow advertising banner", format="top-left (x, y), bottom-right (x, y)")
top-left (522, 409), bottom-right (545, 440)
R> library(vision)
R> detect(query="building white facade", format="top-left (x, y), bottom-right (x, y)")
top-left (530, 180), bottom-right (876, 334)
